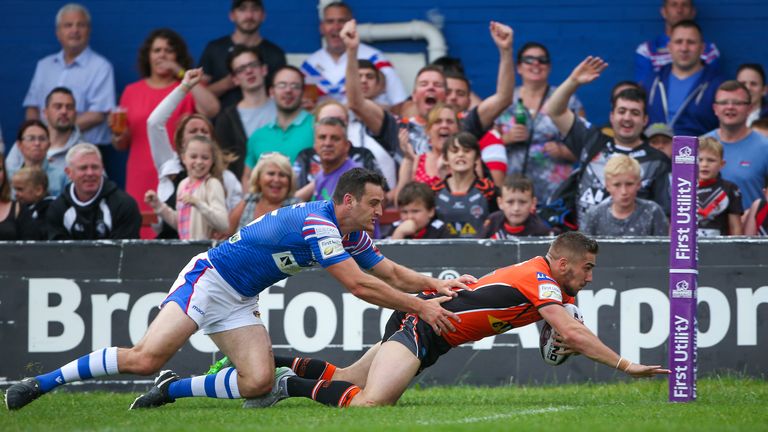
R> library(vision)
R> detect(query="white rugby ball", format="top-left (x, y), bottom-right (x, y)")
top-left (540, 304), bottom-right (584, 366)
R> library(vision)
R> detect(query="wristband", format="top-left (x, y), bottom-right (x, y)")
top-left (623, 361), bottom-right (633, 372)
top-left (181, 82), bottom-right (192, 91)
top-left (177, 69), bottom-right (186, 80)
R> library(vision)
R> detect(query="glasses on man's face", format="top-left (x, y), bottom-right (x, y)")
top-left (22, 135), bottom-right (49, 143)
top-left (233, 61), bottom-right (261, 76)
top-left (521, 55), bottom-right (550, 65)
top-left (273, 82), bottom-right (302, 91)
top-left (713, 100), bottom-right (750, 107)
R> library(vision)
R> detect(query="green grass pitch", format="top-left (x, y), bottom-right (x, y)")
top-left (2, 377), bottom-right (766, 432)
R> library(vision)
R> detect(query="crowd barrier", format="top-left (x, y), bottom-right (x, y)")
top-left (0, 238), bottom-right (765, 390)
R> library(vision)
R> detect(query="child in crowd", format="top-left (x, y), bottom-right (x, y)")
top-left (432, 132), bottom-right (498, 238)
top-left (697, 136), bottom-right (743, 236)
top-left (743, 187), bottom-right (768, 235)
top-left (581, 154), bottom-right (668, 236)
top-left (145, 135), bottom-right (228, 240)
top-left (482, 175), bottom-right (553, 238)
top-left (385, 182), bottom-right (447, 239)
top-left (12, 166), bottom-right (54, 240)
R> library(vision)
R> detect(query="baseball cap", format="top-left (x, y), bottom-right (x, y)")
top-left (232, 0), bottom-right (263, 10)
top-left (644, 123), bottom-right (674, 139)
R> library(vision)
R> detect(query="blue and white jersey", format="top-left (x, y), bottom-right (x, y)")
top-left (208, 200), bottom-right (384, 297)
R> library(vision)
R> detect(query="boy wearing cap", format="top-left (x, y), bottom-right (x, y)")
top-left (645, 122), bottom-right (673, 158)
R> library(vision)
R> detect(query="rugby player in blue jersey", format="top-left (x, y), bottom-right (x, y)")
top-left (4, 168), bottom-right (473, 411)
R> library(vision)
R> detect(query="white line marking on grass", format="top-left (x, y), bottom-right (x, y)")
top-left (414, 406), bottom-right (574, 425)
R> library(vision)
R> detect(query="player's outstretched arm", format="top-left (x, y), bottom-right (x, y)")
top-left (326, 258), bottom-right (459, 334)
top-left (540, 304), bottom-right (670, 377)
top-left (369, 257), bottom-right (474, 297)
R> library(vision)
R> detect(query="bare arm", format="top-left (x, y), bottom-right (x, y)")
top-left (325, 258), bottom-right (458, 334)
top-left (203, 73), bottom-right (237, 98)
top-left (742, 199), bottom-right (761, 235)
top-left (190, 82), bottom-right (220, 118)
top-left (476, 21), bottom-right (515, 130)
top-left (342, 20), bottom-right (386, 136)
top-left (546, 56), bottom-right (608, 136)
top-left (75, 112), bottom-right (106, 132)
top-left (539, 304), bottom-right (670, 377)
top-left (369, 257), bottom-right (470, 296)
top-left (728, 213), bottom-right (743, 235)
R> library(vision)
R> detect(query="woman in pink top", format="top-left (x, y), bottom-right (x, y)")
top-left (111, 28), bottom-right (219, 238)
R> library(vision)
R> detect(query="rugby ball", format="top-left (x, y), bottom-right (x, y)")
top-left (540, 304), bottom-right (584, 366)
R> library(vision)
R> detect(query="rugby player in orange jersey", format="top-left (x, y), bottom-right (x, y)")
top-left (247, 231), bottom-right (671, 408)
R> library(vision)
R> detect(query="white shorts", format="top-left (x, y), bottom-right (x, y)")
top-left (162, 252), bottom-right (263, 335)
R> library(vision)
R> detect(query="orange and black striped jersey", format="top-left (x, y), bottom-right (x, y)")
top-left (429, 256), bottom-right (574, 347)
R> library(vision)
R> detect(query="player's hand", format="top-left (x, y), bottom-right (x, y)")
top-left (431, 276), bottom-right (471, 298)
top-left (553, 332), bottom-right (578, 355)
top-left (456, 274), bottom-right (478, 285)
top-left (419, 296), bottom-right (460, 335)
top-left (625, 363), bottom-right (671, 378)
top-left (568, 56), bottom-right (608, 85)
top-left (341, 19), bottom-right (359, 50)
top-left (489, 21), bottom-right (513, 51)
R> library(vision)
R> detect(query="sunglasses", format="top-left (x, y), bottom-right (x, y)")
top-left (521, 55), bottom-right (550, 65)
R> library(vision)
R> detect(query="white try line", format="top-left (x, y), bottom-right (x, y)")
top-left (413, 406), bottom-right (574, 425)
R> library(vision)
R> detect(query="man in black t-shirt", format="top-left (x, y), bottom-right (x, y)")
top-left (199, 0), bottom-right (287, 110)
top-left (546, 56), bottom-right (671, 224)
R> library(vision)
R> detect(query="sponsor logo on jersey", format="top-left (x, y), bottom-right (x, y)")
top-left (272, 251), bottom-right (302, 275)
top-left (192, 305), bottom-right (206, 316)
top-left (538, 283), bottom-right (562, 301)
top-left (488, 315), bottom-right (513, 334)
top-left (318, 237), bottom-right (345, 260)
top-left (536, 272), bottom-right (556, 283)
top-left (314, 225), bottom-right (341, 237)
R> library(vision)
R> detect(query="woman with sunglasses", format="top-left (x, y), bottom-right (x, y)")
top-left (493, 42), bottom-right (585, 203)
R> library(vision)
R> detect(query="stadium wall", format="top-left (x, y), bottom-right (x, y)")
top-left (3, 0), bottom-right (768, 148)
top-left (1, 239), bottom-right (766, 390)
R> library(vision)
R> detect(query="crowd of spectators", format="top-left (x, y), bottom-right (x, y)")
top-left (2, 0), bottom-right (767, 241)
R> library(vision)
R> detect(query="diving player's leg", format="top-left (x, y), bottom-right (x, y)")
top-left (347, 340), bottom-right (420, 407)
top-left (275, 341), bottom-right (381, 386)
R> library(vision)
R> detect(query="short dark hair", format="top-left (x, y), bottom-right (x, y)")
top-left (442, 131), bottom-right (480, 159)
top-left (610, 80), bottom-right (642, 100)
top-left (430, 56), bottom-right (466, 76)
top-left (333, 168), bottom-right (386, 204)
top-left (737, 63), bottom-right (766, 86)
top-left (670, 19), bottom-right (703, 40)
top-left (397, 181), bottom-right (436, 209)
top-left (271, 65), bottom-right (305, 89)
top-left (445, 72), bottom-right (472, 93)
top-left (323, 1), bottom-right (353, 16)
top-left (231, 0), bottom-right (263, 11)
top-left (137, 28), bottom-right (193, 78)
top-left (503, 174), bottom-right (535, 196)
top-left (717, 80), bottom-right (752, 104)
top-left (611, 88), bottom-right (647, 114)
top-left (549, 231), bottom-right (599, 259)
top-left (517, 41), bottom-right (550, 64)
top-left (227, 44), bottom-right (265, 74)
top-left (45, 86), bottom-right (75, 107)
